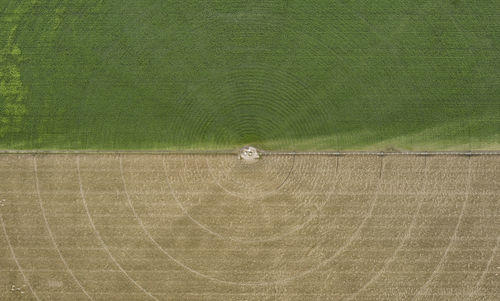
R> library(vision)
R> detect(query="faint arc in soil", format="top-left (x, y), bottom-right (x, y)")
top-left (33, 157), bottom-right (95, 301)
top-left (76, 157), bottom-right (160, 301)
top-left (465, 156), bottom-right (500, 299)
top-left (345, 157), bottom-right (429, 301)
top-left (203, 153), bottom-right (296, 200)
top-left (119, 155), bottom-right (384, 286)
top-left (467, 233), bottom-right (500, 299)
top-left (170, 155), bottom-right (340, 243)
top-left (411, 158), bottom-right (472, 301)
top-left (0, 212), bottom-right (41, 301)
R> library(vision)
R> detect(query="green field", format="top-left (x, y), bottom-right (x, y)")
top-left (1, 1), bottom-right (499, 150)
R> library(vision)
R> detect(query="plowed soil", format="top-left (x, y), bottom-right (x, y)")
top-left (0, 154), bottom-right (498, 300)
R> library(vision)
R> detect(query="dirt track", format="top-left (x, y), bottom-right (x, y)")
top-left (0, 154), bottom-right (498, 300)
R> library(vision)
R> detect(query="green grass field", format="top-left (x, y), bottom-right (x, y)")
top-left (1, 0), bottom-right (499, 150)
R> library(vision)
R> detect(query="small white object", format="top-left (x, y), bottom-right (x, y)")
top-left (239, 146), bottom-right (260, 161)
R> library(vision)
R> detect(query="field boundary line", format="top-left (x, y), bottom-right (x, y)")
top-left (0, 150), bottom-right (499, 156)
top-left (262, 151), bottom-right (500, 156)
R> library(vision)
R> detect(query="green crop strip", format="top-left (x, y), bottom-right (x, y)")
top-left (0, 1), bottom-right (498, 150)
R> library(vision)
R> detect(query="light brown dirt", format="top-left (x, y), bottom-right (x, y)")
top-left (0, 154), bottom-right (498, 300)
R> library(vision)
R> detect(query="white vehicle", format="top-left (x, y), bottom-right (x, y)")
top-left (239, 146), bottom-right (260, 161)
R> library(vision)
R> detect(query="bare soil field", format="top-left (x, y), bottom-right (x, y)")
top-left (0, 154), bottom-right (499, 300)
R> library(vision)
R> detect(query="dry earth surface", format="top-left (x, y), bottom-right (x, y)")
top-left (0, 154), bottom-right (499, 300)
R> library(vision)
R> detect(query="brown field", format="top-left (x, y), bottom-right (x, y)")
top-left (0, 154), bottom-right (499, 301)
